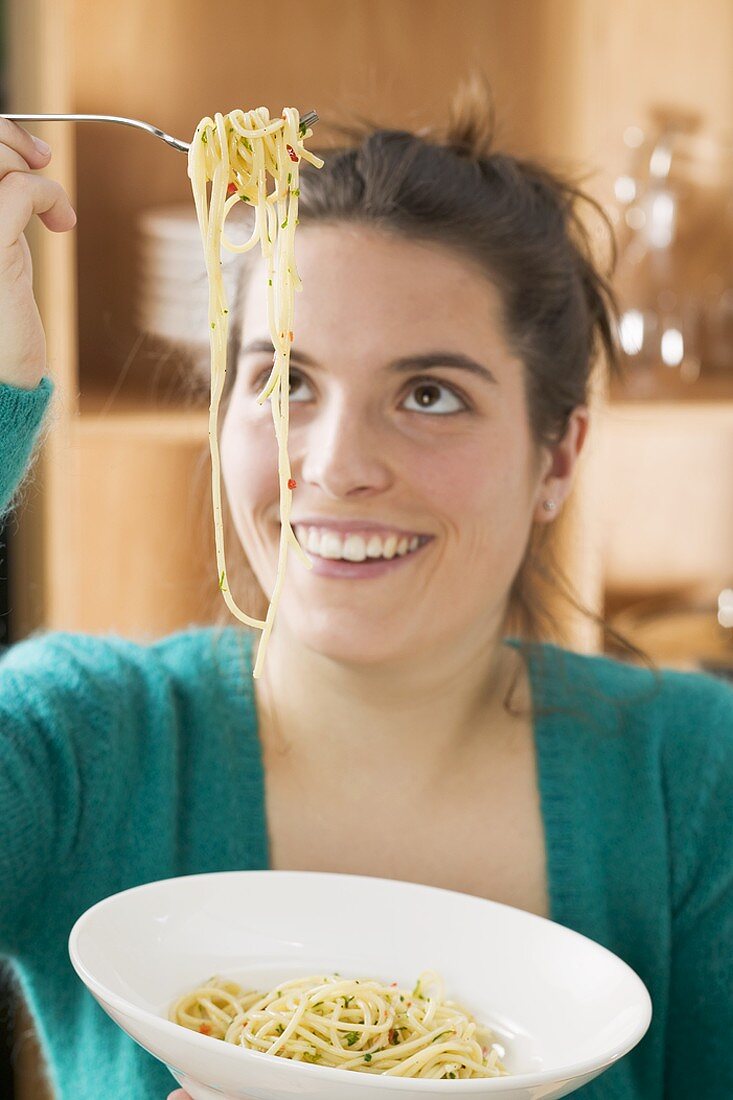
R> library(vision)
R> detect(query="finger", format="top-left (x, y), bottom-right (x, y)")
top-left (0, 142), bottom-right (33, 181)
top-left (0, 117), bottom-right (52, 169)
top-left (167, 1091), bottom-right (192, 1099)
top-left (0, 171), bottom-right (76, 245)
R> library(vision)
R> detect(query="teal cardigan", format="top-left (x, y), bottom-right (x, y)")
top-left (1, 378), bottom-right (732, 1099)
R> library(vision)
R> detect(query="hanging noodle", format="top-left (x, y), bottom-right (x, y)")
top-left (170, 970), bottom-right (509, 1080)
top-left (187, 107), bottom-right (324, 678)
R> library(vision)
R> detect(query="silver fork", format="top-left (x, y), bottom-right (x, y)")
top-left (0, 110), bottom-right (319, 153)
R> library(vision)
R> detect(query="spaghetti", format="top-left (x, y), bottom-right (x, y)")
top-left (170, 970), bottom-right (508, 1079)
top-left (187, 108), bottom-right (324, 678)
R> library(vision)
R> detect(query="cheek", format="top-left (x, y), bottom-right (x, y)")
top-left (415, 427), bottom-right (535, 534)
top-left (220, 398), bottom-right (280, 518)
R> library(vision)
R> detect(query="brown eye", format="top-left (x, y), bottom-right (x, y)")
top-left (402, 379), bottom-right (467, 415)
top-left (288, 369), bottom-right (313, 401)
top-left (415, 383), bottom-right (441, 407)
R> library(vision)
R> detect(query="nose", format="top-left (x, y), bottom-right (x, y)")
top-left (299, 394), bottom-right (393, 499)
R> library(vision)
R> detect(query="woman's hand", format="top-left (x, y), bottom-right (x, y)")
top-left (0, 118), bottom-right (76, 388)
top-left (167, 1091), bottom-right (192, 1099)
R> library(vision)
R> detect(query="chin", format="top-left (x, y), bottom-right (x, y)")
top-left (281, 605), bottom-right (407, 667)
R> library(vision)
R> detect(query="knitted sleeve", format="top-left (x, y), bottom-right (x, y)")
top-left (0, 375), bottom-right (54, 516)
top-left (662, 672), bottom-right (733, 1094)
top-left (0, 630), bottom-right (175, 959)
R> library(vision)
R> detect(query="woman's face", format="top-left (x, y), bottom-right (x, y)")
top-left (221, 224), bottom-right (556, 664)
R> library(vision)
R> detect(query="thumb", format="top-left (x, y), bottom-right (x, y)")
top-left (167, 1092), bottom-right (192, 1099)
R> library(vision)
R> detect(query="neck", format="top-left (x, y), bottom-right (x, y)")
top-left (254, 613), bottom-right (521, 771)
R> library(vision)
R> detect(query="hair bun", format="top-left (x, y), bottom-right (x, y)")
top-left (442, 71), bottom-right (497, 159)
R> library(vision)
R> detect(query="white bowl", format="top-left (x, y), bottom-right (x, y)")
top-left (68, 871), bottom-right (651, 1100)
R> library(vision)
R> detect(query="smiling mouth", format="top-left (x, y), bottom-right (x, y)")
top-left (293, 524), bottom-right (433, 563)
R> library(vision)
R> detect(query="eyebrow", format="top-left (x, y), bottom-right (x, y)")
top-left (239, 339), bottom-right (498, 385)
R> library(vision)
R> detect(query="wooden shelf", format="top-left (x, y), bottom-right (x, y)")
top-left (79, 380), bottom-right (208, 440)
top-left (610, 372), bottom-right (733, 407)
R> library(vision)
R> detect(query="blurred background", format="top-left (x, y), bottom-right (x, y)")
top-left (2, 1), bottom-right (733, 1094)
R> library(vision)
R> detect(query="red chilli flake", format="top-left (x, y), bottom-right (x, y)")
top-left (199, 1023), bottom-right (211, 1035)
top-left (226, 182), bottom-right (237, 197)
top-left (286, 144), bottom-right (299, 162)
top-left (287, 478), bottom-right (297, 490)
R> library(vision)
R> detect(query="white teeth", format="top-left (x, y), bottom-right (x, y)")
top-left (320, 532), bottom-right (343, 559)
top-left (306, 528), bottom-right (320, 553)
top-left (294, 525), bottom-right (425, 562)
top-left (342, 535), bottom-right (367, 562)
top-left (382, 535), bottom-right (398, 559)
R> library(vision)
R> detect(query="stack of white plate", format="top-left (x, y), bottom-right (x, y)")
top-left (135, 204), bottom-right (249, 347)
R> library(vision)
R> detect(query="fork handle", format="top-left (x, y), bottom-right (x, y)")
top-left (1, 114), bottom-right (189, 152)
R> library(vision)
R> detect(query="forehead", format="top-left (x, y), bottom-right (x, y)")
top-left (239, 224), bottom-right (511, 360)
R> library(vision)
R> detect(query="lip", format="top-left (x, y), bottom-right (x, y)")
top-left (298, 538), bottom-right (432, 580)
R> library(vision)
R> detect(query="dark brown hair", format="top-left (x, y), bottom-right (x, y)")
top-left (196, 73), bottom-right (627, 653)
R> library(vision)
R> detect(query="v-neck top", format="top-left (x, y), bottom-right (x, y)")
top-left (1, 376), bottom-right (732, 1099)
top-left (0, 624), bottom-right (731, 1099)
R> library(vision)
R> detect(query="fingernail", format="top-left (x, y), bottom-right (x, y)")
top-left (32, 135), bottom-right (51, 156)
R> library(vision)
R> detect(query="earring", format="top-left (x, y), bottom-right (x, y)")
top-left (542, 499), bottom-right (557, 512)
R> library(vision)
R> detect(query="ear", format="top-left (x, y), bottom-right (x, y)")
top-left (533, 406), bottom-right (590, 524)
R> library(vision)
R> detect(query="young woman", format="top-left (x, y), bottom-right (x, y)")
top-left (0, 84), bottom-right (731, 1100)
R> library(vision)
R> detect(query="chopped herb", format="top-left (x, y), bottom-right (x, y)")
top-left (342, 996), bottom-right (353, 1009)
top-left (299, 122), bottom-right (307, 136)
top-left (295, 218), bottom-right (299, 225)
top-left (222, 308), bottom-right (228, 314)
top-left (302, 1050), bottom-right (319, 1063)
top-left (281, 217), bottom-right (288, 229)
top-left (268, 278), bottom-right (273, 286)
top-left (412, 979), bottom-right (423, 998)
top-left (210, 321), bottom-right (216, 329)
top-left (345, 1032), bottom-right (359, 1046)
top-left (364, 1053), bottom-right (372, 1063)
top-left (275, 1023), bottom-right (284, 1035)
top-left (201, 130), bottom-right (208, 144)
top-left (399, 995), bottom-right (404, 1002)
top-left (446, 1071), bottom-right (457, 1079)
top-left (290, 188), bottom-right (300, 197)
top-left (218, 570), bottom-right (226, 591)
top-left (243, 137), bottom-right (252, 151)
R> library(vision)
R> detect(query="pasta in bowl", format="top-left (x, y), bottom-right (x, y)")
top-left (68, 870), bottom-right (651, 1099)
